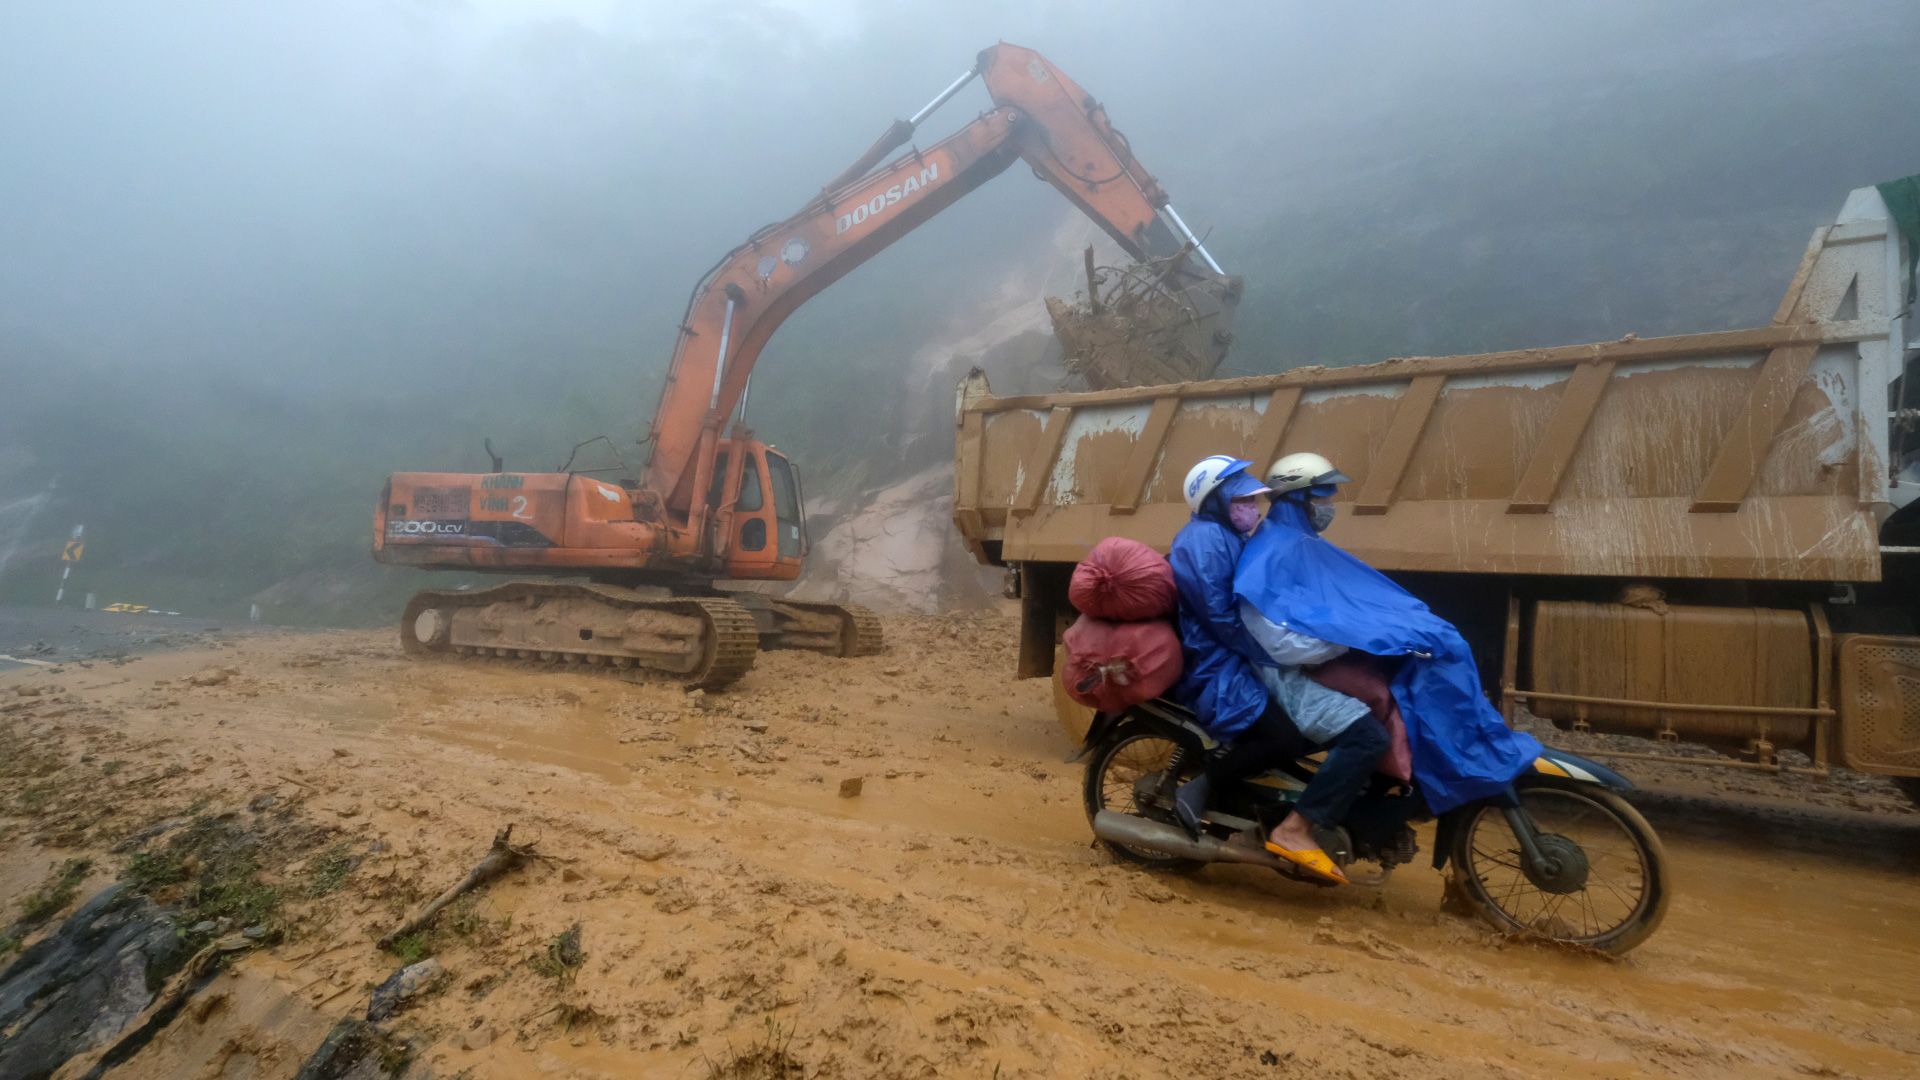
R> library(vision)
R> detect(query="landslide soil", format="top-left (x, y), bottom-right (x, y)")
top-left (2, 610), bottom-right (1918, 1080)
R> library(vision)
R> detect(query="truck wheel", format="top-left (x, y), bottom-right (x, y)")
top-left (1083, 727), bottom-right (1206, 874)
top-left (1896, 776), bottom-right (1920, 810)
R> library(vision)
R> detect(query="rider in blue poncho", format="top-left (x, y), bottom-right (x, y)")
top-left (1167, 455), bottom-right (1375, 885)
top-left (1234, 454), bottom-right (1542, 815)
top-left (1167, 456), bottom-right (1272, 743)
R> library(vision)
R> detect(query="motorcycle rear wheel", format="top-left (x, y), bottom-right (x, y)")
top-left (1083, 728), bottom-right (1206, 874)
top-left (1447, 778), bottom-right (1669, 954)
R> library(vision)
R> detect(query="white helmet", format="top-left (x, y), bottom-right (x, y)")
top-left (1265, 452), bottom-right (1352, 496)
top-left (1183, 455), bottom-right (1257, 513)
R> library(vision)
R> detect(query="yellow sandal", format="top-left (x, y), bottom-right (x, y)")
top-left (1264, 841), bottom-right (1349, 884)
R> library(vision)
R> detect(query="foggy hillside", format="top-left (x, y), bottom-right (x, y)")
top-left (1, 1), bottom-right (1915, 622)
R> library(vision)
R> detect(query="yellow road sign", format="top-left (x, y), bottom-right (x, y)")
top-left (61, 541), bottom-right (83, 562)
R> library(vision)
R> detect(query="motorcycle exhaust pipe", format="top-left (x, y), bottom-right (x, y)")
top-left (1091, 810), bottom-right (1287, 870)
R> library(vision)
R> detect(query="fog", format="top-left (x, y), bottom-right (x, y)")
top-left (2, 1), bottom-right (1915, 619)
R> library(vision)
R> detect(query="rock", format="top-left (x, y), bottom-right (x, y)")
top-left (460, 1026), bottom-right (496, 1051)
top-left (744, 720), bottom-right (769, 733)
top-left (652, 881), bottom-right (695, 915)
top-left (241, 925), bottom-right (268, 940)
top-left (0, 886), bottom-right (191, 1080)
top-left (365, 959), bottom-right (444, 1022)
top-left (293, 1018), bottom-right (411, 1079)
top-left (247, 794), bottom-right (276, 812)
top-left (618, 832), bottom-right (676, 862)
top-left (561, 867), bottom-right (585, 883)
top-left (838, 777), bottom-right (864, 798)
top-left (185, 667), bottom-right (231, 687)
top-left (189, 921), bottom-right (217, 935)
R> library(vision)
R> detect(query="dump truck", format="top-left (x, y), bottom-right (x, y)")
top-left (953, 181), bottom-right (1920, 803)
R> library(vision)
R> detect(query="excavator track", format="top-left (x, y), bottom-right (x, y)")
top-left (748, 599), bottom-right (885, 657)
top-left (400, 582), bottom-right (758, 690)
top-left (837, 604), bottom-right (885, 657)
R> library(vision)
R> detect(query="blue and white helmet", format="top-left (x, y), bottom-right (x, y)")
top-left (1183, 455), bottom-right (1259, 513)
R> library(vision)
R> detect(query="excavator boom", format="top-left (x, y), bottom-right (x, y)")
top-left (646, 42), bottom-right (1236, 524)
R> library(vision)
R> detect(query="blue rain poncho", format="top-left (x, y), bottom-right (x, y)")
top-left (1234, 496), bottom-right (1542, 812)
top-left (1167, 474), bottom-right (1272, 739)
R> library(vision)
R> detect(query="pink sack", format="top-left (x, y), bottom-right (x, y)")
top-left (1063, 616), bottom-right (1183, 713)
top-left (1308, 653), bottom-right (1414, 782)
top-left (1069, 537), bottom-right (1177, 621)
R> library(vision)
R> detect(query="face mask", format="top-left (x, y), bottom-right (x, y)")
top-left (1309, 502), bottom-right (1336, 533)
top-left (1228, 499), bottom-right (1262, 535)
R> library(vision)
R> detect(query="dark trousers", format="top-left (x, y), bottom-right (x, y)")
top-left (1204, 698), bottom-right (1309, 793)
top-left (1207, 700), bottom-right (1390, 829)
top-left (1295, 714), bottom-right (1389, 827)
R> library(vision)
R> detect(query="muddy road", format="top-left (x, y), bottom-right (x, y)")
top-left (2, 610), bottom-right (1917, 1079)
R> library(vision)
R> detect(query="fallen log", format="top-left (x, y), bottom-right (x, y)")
top-left (376, 825), bottom-right (534, 951)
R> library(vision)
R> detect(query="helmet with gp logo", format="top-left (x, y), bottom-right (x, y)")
top-left (1182, 455), bottom-right (1256, 513)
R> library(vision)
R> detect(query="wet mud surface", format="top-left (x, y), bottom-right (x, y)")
top-left (0, 611), bottom-right (1916, 1079)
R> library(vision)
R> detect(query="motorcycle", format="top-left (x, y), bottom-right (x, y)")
top-left (1078, 698), bottom-right (1670, 953)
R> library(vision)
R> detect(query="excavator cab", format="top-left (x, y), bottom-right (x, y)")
top-left (707, 438), bottom-right (807, 581)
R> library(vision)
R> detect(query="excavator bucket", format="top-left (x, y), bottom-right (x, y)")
top-left (1047, 248), bottom-right (1242, 390)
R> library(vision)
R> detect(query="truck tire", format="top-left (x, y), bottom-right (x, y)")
top-left (1896, 777), bottom-right (1920, 811)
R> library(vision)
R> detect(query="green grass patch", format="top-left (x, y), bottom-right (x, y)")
top-left (703, 1017), bottom-right (802, 1079)
top-left (16, 858), bottom-right (93, 927)
top-left (303, 842), bottom-right (357, 899)
top-left (531, 923), bottom-right (585, 984)
top-left (124, 814), bottom-right (313, 933)
top-left (16, 782), bottom-right (58, 816)
top-left (390, 933), bottom-right (433, 965)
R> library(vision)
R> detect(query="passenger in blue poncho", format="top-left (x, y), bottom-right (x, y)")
top-left (1166, 455), bottom-right (1374, 885)
top-left (1235, 453), bottom-right (1543, 823)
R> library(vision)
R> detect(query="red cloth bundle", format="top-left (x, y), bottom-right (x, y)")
top-left (1062, 616), bottom-right (1183, 713)
top-left (1069, 537), bottom-right (1177, 621)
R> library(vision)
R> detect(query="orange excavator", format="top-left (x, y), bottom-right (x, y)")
top-left (373, 42), bottom-right (1239, 688)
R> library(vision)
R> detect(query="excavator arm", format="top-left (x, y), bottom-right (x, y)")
top-left (644, 42), bottom-right (1235, 528)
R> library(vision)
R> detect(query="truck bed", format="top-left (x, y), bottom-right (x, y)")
top-left (954, 186), bottom-right (1912, 584)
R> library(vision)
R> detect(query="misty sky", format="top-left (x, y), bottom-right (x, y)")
top-left (8, 2), bottom-right (1913, 396)
top-left (1, 0), bottom-right (1917, 615)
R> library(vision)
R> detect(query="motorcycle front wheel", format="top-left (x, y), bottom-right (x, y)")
top-left (1083, 726), bottom-right (1207, 874)
top-left (1447, 777), bottom-right (1669, 953)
